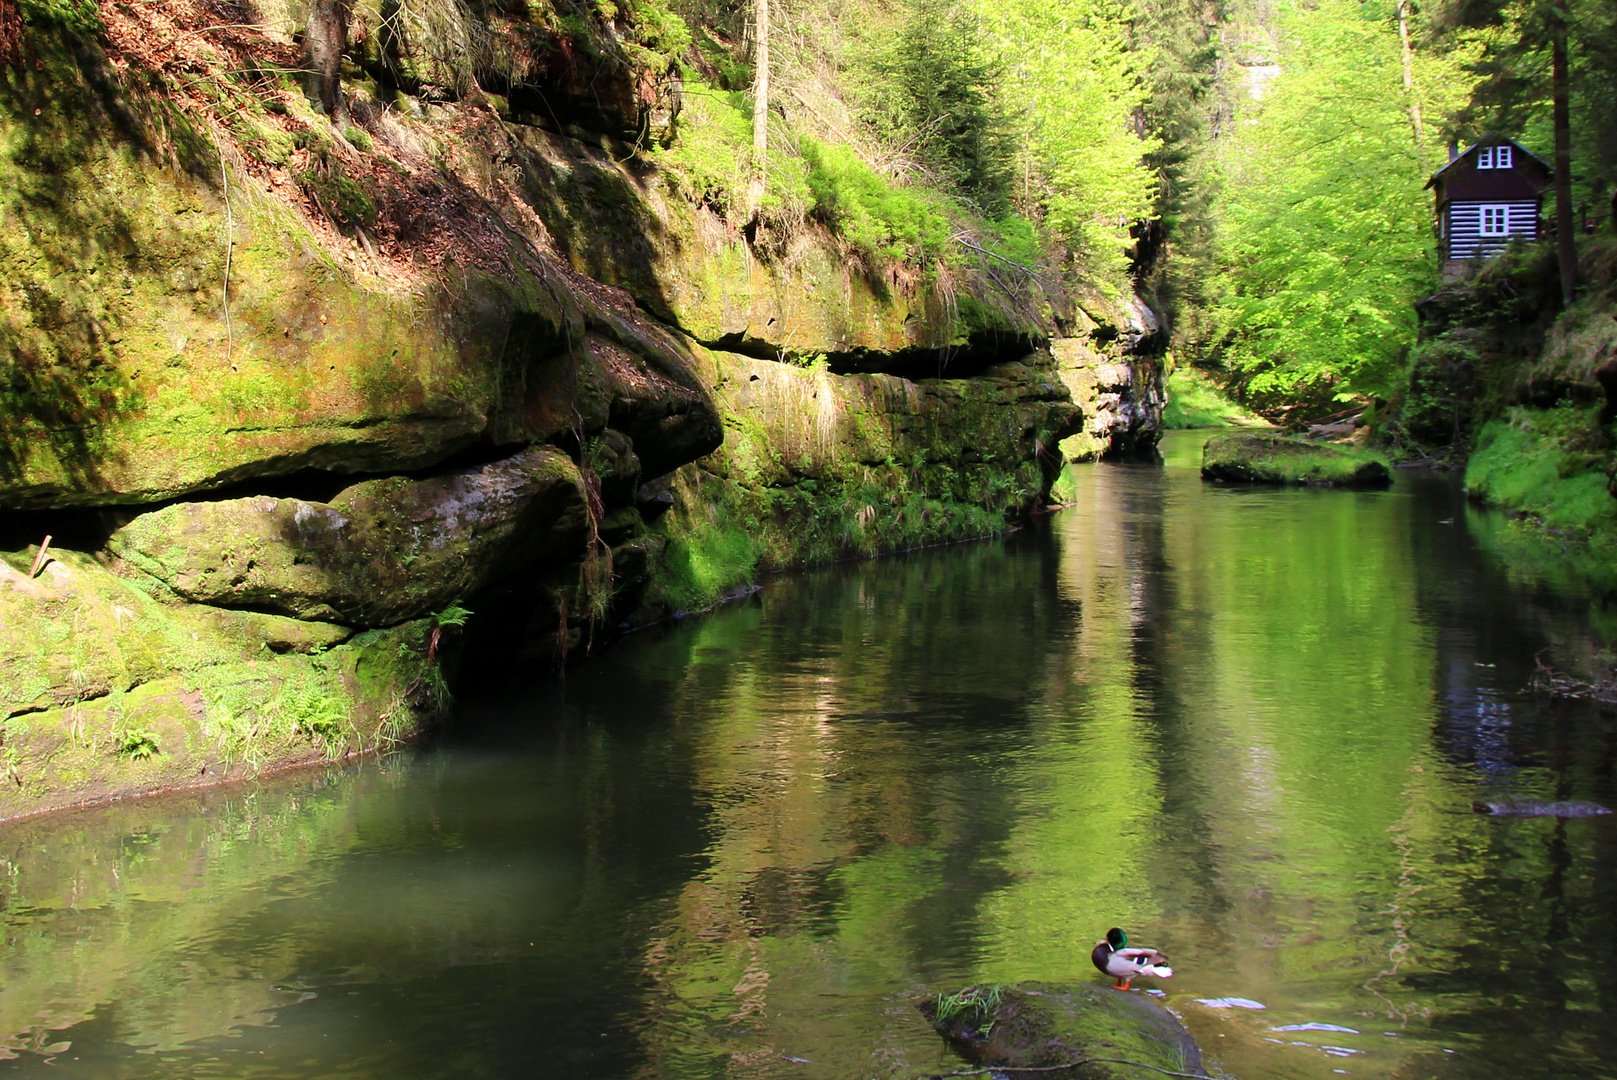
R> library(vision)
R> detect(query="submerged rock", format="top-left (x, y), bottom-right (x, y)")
top-left (1201, 432), bottom-right (1391, 487)
top-left (919, 982), bottom-right (1208, 1079)
top-left (1474, 799), bottom-right (1613, 818)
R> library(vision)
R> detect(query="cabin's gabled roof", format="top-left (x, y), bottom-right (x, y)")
top-left (1425, 135), bottom-right (1554, 189)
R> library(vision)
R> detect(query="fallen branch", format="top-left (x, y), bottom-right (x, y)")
top-left (1531, 652), bottom-right (1617, 705)
top-left (28, 535), bottom-right (52, 579)
top-left (925, 1057), bottom-right (1208, 1079)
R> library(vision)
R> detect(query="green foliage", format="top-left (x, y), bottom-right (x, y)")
top-left (343, 125), bottom-right (375, 152)
top-left (1465, 406), bottom-right (1617, 535)
top-left (623, 0), bottom-right (692, 73)
top-left (115, 730), bottom-right (161, 761)
top-left (1210, 0), bottom-right (1475, 402)
top-left (863, 0), bottom-right (1014, 209)
top-left (973, 0), bottom-right (1157, 271)
top-left (933, 983), bottom-right (1004, 1024)
top-left (432, 602), bottom-right (473, 629)
top-left (657, 523), bottom-right (763, 612)
top-left (801, 137), bottom-right (952, 262)
top-left (1388, 334), bottom-right (1482, 447)
top-left (656, 80), bottom-right (809, 220)
top-left (273, 674), bottom-right (350, 745)
top-left (1441, 0), bottom-right (1617, 218)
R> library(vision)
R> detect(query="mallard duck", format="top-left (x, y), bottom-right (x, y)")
top-left (1091, 927), bottom-right (1173, 991)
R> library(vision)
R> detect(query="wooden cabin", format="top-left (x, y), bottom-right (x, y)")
top-left (1426, 137), bottom-right (1553, 270)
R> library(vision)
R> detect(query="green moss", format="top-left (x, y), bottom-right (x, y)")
top-left (923, 982), bottom-right (1206, 1078)
top-left (1162, 368), bottom-right (1262, 429)
top-left (18, 0), bottom-right (101, 33)
top-left (1202, 432), bottom-right (1391, 486)
top-left (1466, 406), bottom-right (1617, 535)
top-left (297, 166), bottom-right (378, 227)
top-left (648, 349), bottom-right (1073, 609)
top-left (0, 544), bottom-right (442, 819)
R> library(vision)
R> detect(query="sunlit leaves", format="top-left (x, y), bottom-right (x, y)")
top-left (1212, 0), bottom-right (1479, 400)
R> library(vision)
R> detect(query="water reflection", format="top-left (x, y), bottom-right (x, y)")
top-left (1, 432), bottom-right (1614, 1080)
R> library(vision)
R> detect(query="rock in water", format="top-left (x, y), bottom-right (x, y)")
top-left (919, 982), bottom-right (1208, 1078)
top-left (1474, 799), bottom-right (1613, 818)
top-left (1200, 432), bottom-right (1391, 487)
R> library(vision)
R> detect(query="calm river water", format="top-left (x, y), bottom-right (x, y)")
top-left (3, 431), bottom-right (1616, 1079)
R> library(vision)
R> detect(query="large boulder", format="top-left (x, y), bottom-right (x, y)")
top-left (1201, 432), bottom-right (1392, 487)
top-left (920, 982), bottom-right (1209, 1079)
top-left (108, 446), bottom-right (590, 625)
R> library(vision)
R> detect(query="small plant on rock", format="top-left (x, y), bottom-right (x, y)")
top-left (116, 730), bottom-right (161, 761)
top-left (933, 983), bottom-right (1004, 1025)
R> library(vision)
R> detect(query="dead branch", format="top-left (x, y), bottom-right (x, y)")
top-left (28, 535), bottom-right (52, 579)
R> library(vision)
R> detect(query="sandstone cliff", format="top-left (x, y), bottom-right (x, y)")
top-left (0, 11), bottom-right (1161, 818)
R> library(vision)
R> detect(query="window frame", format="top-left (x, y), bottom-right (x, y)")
top-left (1477, 145), bottom-right (1513, 170)
top-left (1479, 204), bottom-right (1511, 236)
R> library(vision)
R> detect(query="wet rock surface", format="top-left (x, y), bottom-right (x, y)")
top-left (920, 982), bottom-right (1208, 1079)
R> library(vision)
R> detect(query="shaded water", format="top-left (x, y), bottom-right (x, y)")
top-left (4, 430), bottom-right (1617, 1079)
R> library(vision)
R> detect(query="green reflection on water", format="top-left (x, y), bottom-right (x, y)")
top-left (2, 432), bottom-right (1615, 1080)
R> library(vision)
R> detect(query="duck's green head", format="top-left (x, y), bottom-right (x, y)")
top-left (1106, 927), bottom-right (1127, 949)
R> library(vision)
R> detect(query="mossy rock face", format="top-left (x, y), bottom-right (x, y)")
top-left (503, 126), bottom-right (988, 360)
top-left (1201, 432), bottom-right (1392, 487)
top-left (0, 547), bottom-right (444, 820)
top-left (920, 982), bottom-right (1208, 1080)
top-left (645, 348), bottom-right (1085, 610)
top-left (0, 29), bottom-right (721, 510)
top-left (107, 446), bottom-right (590, 626)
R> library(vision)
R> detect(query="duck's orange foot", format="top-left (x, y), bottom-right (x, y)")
top-left (1115, 979), bottom-right (1132, 991)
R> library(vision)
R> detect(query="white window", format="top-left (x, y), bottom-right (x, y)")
top-left (1480, 205), bottom-right (1510, 235)
top-left (1478, 145), bottom-right (1513, 170)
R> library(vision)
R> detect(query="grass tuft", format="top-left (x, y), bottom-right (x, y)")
top-left (1162, 369), bottom-right (1263, 429)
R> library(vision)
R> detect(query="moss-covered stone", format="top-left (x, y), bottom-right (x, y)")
top-left (1201, 432), bottom-right (1392, 486)
top-left (920, 982), bottom-right (1208, 1080)
top-left (0, 548), bottom-right (444, 821)
top-left (107, 446), bottom-right (590, 625)
top-left (647, 348), bottom-right (1083, 610)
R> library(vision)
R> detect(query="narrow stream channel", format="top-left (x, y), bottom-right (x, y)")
top-left (2, 430), bottom-right (1614, 1080)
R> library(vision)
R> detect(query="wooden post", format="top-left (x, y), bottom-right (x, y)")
top-left (1550, 0), bottom-right (1576, 306)
top-left (28, 535), bottom-right (52, 579)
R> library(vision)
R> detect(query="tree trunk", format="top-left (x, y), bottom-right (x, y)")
top-left (304, 0), bottom-right (350, 124)
top-left (1395, 0), bottom-right (1423, 145)
top-left (747, 0), bottom-right (769, 217)
top-left (1550, 0), bottom-right (1575, 306)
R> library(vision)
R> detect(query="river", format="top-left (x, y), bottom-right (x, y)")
top-left (1, 430), bottom-right (1613, 1079)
